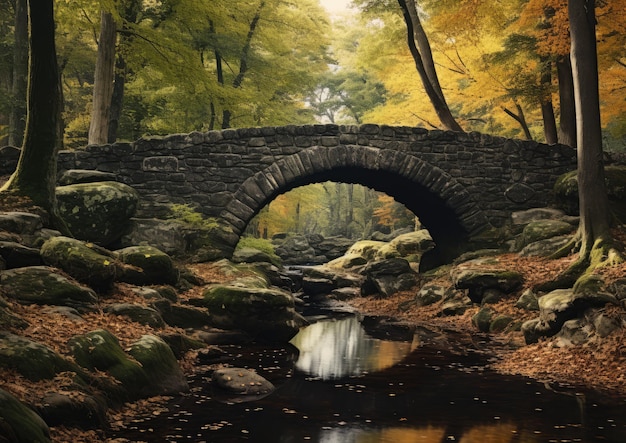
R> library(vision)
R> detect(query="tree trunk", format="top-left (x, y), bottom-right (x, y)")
top-left (396, 0), bottom-right (464, 132)
top-left (569, 0), bottom-right (610, 253)
top-left (1, 0), bottom-right (66, 229)
top-left (8, 0), bottom-right (28, 147)
top-left (88, 11), bottom-right (117, 145)
top-left (540, 57), bottom-right (558, 144)
top-left (503, 103), bottom-right (532, 140)
top-left (557, 55), bottom-right (577, 147)
top-left (107, 54), bottom-right (125, 143)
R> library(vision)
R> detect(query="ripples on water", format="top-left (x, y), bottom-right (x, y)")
top-left (113, 315), bottom-right (626, 442)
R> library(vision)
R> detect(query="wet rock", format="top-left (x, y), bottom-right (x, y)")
top-left (159, 333), bottom-right (206, 359)
top-left (38, 392), bottom-right (107, 429)
top-left (157, 302), bottom-right (212, 329)
top-left (0, 388), bottom-right (51, 443)
top-left (56, 181), bottom-right (139, 246)
top-left (42, 306), bottom-right (85, 322)
top-left (0, 266), bottom-right (98, 312)
top-left (302, 277), bottom-right (335, 295)
top-left (211, 367), bottom-right (275, 396)
top-left (41, 236), bottom-right (117, 289)
top-left (330, 287), bottom-right (360, 300)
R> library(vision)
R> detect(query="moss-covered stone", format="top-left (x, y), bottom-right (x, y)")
top-left (40, 236), bottom-right (117, 289)
top-left (472, 307), bottom-right (493, 332)
top-left (514, 220), bottom-right (575, 251)
top-left (116, 245), bottom-right (178, 285)
top-left (0, 266), bottom-right (98, 312)
top-left (104, 303), bottom-right (166, 328)
top-left (490, 315), bottom-right (514, 332)
top-left (56, 181), bottom-right (139, 246)
top-left (0, 388), bottom-right (51, 443)
top-left (0, 332), bottom-right (79, 381)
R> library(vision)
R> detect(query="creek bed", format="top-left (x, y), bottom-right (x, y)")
top-left (112, 309), bottom-right (626, 442)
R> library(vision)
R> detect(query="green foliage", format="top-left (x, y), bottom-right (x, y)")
top-left (167, 204), bottom-right (219, 230)
top-left (236, 236), bottom-right (277, 257)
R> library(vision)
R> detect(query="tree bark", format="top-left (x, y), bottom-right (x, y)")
top-left (1, 0), bottom-right (66, 230)
top-left (569, 0), bottom-right (610, 253)
top-left (540, 57), bottom-right (558, 144)
top-left (88, 11), bottom-right (117, 145)
top-left (557, 55), bottom-right (577, 147)
top-left (396, 0), bottom-right (464, 132)
top-left (8, 0), bottom-right (28, 147)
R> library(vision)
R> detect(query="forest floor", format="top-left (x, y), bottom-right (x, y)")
top-left (1, 214), bottom-right (625, 441)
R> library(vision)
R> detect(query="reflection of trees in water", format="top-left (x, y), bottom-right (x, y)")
top-left (290, 317), bottom-right (415, 379)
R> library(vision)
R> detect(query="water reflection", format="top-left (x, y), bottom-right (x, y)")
top-left (290, 316), bottom-right (419, 379)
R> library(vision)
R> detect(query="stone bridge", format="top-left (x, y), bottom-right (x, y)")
top-left (57, 124), bottom-right (577, 265)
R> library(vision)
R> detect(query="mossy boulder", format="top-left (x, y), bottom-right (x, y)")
top-left (452, 260), bottom-right (524, 303)
top-left (0, 332), bottom-right (79, 381)
top-left (0, 266), bottom-right (98, 312)
top-left (555, 166), bottom-right (626, 222)
top-left (0, 388), bottom-right (51, 443)
top-left (201, 285), bottom-right (307, 341)
top-left (40, 236), bottom-right (117, 289)
top-left (104, 303), bottom-right (165, 328)
top-left (0, 241), bottom-right (42, 268)
top-left (56, 181), bottom-right (139, 246)
top-left (68, 329), bottom-right (187, 399)
top-left (514, 220), bottom-right (575, 252)
top-left (115, 245), bottom-right (178, 285)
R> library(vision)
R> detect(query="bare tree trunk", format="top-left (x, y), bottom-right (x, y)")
top-left (396, 0), bottom-right (464, 132)
top-left (569, 0), bottom-right (610, 254)
top-left (1, 0), bottom-right (67, 233)
top-left (557, 55), bottom-right (577, 147)
top-left (540, 57), bottom-right (558, 144)
top-left (8, 0), bottom-right (28, 147)
top-left (88, 11), bottom-right (117, 145)
top-left (503, 103), bottom-right (532, 140)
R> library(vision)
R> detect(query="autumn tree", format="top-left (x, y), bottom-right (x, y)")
top-left (1, 0), bottom-right (68, 232)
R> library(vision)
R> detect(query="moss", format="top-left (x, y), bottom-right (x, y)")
top-left (0, 388), bottom-right (51, 442)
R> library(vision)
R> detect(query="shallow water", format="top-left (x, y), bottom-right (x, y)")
top-left (113, 314), bottom-right (626, 442)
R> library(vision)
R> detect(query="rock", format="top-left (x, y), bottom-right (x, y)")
top-left (201, 285), bottom-right (307, 341)
top-left (516, 289), bottom-right (539, 311)
top-left (329, 240), bottom-right (386, 267)
top-left (158, 303), bottom-right (212, 329)
top-left (69, 329), bottom-right (187, 399)
top-left (452, 262), bottom-right (523, 303)
top-left (0, 241), bottom-right (42, 268)
top-left (302, 277), bottom-right (335, 295)
top-left (592, 312), bottom-right (621, 338)
top-left (362, 272), bottom-right (419, 298)
top-left (233, 247), bottom-right (280, 267)
top-left (472, 307), bottom-right (494, 332)
top-left (522, 288), bottom-right (617, 343)
top-left (38, 392), bottom-right (107, 429)
top-left (514, 220), bottom-right (574, 251)
top-left (56, 181), bottom-right (139, 246)
top-left (360, 258), bottom-right (413, 277)
top-left (0, 331), bottom-right (79, 381)
top-left (555, 318), bottom-right (594, 346)
top-left (41, 236), bottom-right (117, 289)
top-left (481, 288), bottom-right (506, 305)
top-left (211, 367), bottom-right (275, 398)
top-left (0, 211), bottom-right (43, 235)
top-left (0, 388), bottom-right (51, 443)
top-left (330, 287), bottom-right (360, 300)
top-left (58, 169), bottom-right (118, 185)
top-left (441, 297), bottom-right (471, 316)
top-left (42, 306), bottom-right (85, 322)
top-left (388, 230), bottom-right (435, 258)
top-left (116, 245), bottom-right (178, 285)
top-left (104, 303), bottom-right (165, 328)
top-left (0, 302), bottom-right (29, 329)
top-left (121, 218), bottom-right (191, 256)
top-left (159, 333), bottom-right (206, 359)
top-left (511, 207), bottom-right (572, 227)
top-left (414, 284), bottom-right (445, 307)
top-left (490, 315), bottom-right (514, 333)
top-left (1, 266), bottom-right (98, 312)
top-left (0, 146), bottom-right (20, 173)
top-left (127, 335), bottom-right (189, 396)
top-left (519, 235), bottom-right (573, 257)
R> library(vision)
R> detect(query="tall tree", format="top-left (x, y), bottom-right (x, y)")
top-left (88, 10), bottom-right (117, 145)
top-left (1, 0), bottom-right (68, 232)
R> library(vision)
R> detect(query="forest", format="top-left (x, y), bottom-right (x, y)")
top-left (0, 0), bottom-right (624, 238)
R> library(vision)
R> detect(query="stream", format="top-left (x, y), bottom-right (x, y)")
top-left (113, 306), bottom-right (626, 442)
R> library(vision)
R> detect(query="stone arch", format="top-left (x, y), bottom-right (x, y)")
top-left (220, 145), bottom-right (492, 268)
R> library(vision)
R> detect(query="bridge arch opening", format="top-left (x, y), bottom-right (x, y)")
top-left (222, 145), bottom-right (490, 269)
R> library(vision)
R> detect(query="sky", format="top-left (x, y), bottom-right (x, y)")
top-left (319, 0), bottom-right (354, 14)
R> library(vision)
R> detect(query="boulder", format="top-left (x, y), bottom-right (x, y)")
top-left (414, 284), bottom-right (446, 307)
top-left (0, 388), bottom-right (51, 443)
top-left (56, 181), bottom-right (139, 246)
top-left (233, 247), bottom-right (281, 267)
top-left (516, 289), bottom-right (540, 311)
top-left (0, 241), bottom-right (42, 268)
top-left (452, 260), bottom-right (523, 303)
top-left (514, 220), bottom-right (574, 251)
top-left (38, 392), bottom-right (107, 429)
top-left (274, 235), bottom-right (318, 264)
top-left (388, 230), bottom-right (435, 259)
top-left (0, 332), bottom-right (79, 381)
top-left (519, 235), bottom-right (573, 257)
top-left (472, 307), bottom-right (494, 332)
top-left (116, 245), bottom-right (178, 286)
top-left (40, 236), bottom-right (117, 289)
top-left (0, 266), bottom-right (98, 312)
top-left (155, 302), bottom-right (212, 329)
top-left (104, 303), bottom-right (165, 328)
top-left (441, 297), bottom-right (471, 316)
top-left (0, 211), bottom-right (43, 235)
top-left (200, 285), bottom-right (307, 341)
top-left (490, 315), bottom-right (514, 332)
top-left (302, 277), bottom-right (335, 296)
top-left (58, 169), bottom-right (118, 185)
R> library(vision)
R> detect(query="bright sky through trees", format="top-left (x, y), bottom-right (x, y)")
top-left (319, 0), bottom-right (353, 14)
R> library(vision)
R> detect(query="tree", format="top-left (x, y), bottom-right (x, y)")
top-left (8, 0), bottom-right (27, 147)
top-left (88, 10), bottom-right (117, 145)
top-left (0, 0), bottom-right (68, 232)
